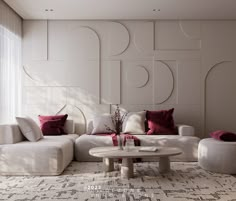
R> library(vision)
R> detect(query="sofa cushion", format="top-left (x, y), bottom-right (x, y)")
top-left (146, 108), bottom-right (176, 135)
top-left (91, 114), bottom-right (115, 134)
top-left (123, 111), bottom-right (146, 134)
top-left (16, 117), bottom-right (43, 142)
top-left (75, 134), bottom-right (114, 161)
top-left (40, 119), bottom-right (62, 135)
top-left (74, 134), bottom-right (200, 162)
top-left (0, 136), bottom-right (73, 175)
top-left (38, 114), bottom-right (68, 135)
top-left (210, 130), bottom-right (236, 142)
top-left (46, 134), bottom-right (79, 143)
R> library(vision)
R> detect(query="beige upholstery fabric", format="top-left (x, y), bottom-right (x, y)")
top-left (47, 134), bottom-right (79, 143)
top-left (64, 119), bottom-right (75, 134)
top-left (91, 114), bottom-right (115, 134)
top-left (16, 117), bottom-right (43, 142)
top-left (0, 121), bottom-right (78, 176)
top-left (123, 111), bottom-right (146, 134)
top-left (86, 119), bottom-right (93, 134)
top-left (87, 119), bottom-right (195, 136)
top-left (0, 124), bottom-right (25, 144)
top-left (0, 136), bottom-right (74, 176)
top-left (198, 138), bottom-right (236, 174)
top-left (177, 124), bottom-right (195, 136)
top-left (75, 134), bottom-right (200, 162)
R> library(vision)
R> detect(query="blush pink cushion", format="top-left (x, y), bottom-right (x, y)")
top-left (146, 108), bottom-right (176, 135)
top-left (38, 114), bottom-right (68, 135)
top-left (210, 130), bottom-right (236, 142)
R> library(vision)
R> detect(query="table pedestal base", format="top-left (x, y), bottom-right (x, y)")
top-left (121, 158), bottom-right (133, 179)
top-left (103, 156), bottom-right (171, 178)
top-left (159, 156), bottom-right (170, 173)
top-left (103, 158), bottom-right (114, 172)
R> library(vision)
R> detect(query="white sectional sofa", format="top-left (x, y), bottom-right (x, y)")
top-left (0, 120), bottom-right (79, 176)
top-left (75, 124), bottom-right (200, 162)
top-left (0, 119), bottom-right (200, 176)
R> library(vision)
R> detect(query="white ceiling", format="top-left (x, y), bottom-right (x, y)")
top-left (4, 0), bottom-right (236, 20)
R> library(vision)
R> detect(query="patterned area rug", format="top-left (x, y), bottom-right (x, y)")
top-left (0, 162), bottom-right (236, 201)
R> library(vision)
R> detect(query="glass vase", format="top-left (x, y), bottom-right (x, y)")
top-left (117, 135), bottom-right (123, 150)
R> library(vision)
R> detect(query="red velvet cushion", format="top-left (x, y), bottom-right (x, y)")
top-left (210, 130), bottom-right (236, 142)
top-left (146, 108), bottom-right (176, 135)
top-left (38, 114), bottom-right (68, 135)
top-left (40, 119), bottom-right (62, 135)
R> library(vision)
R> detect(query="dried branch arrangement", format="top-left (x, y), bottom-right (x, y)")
top-left (105, 105), bottom-right (127, 135)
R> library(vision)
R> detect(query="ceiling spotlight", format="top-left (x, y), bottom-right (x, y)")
top-left (153, 9), bottom-right (160, 12)
top-left (45, 9), bottom-right (54, 12)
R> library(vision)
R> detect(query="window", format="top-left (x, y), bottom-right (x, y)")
top-left (0, 1), bottom-right (22, 123)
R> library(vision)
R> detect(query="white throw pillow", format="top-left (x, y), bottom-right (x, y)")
top-left (16, 117), bottom-right (43, 142)
top-left (91, 114), bottom-right (115, 134)
top-left (123, 111), bottom-right (146, 134)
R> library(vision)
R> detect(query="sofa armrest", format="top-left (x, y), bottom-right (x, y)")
top-left (0, 124), bottom-right (25, 144)
top-left (177, 124), bottom-right (195, 136)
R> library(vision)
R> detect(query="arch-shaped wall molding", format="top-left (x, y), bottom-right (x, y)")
top-left (56, 104), bottom-right (87, 134)
top-left (23, 66), bottom-right (39, 82)
top-left (155, 21), bottom-right (200, 50)
top-left (70, 25), bottom-right (101, 60)
top-left (67, 26), bottom-right (101, 103)
top-left (204, 61), bottom-right (232, 84)
top-left (23, 65), bottom-right (42, 85)
top-left (79, 26), bottom-right (101, 45)
top-left (126, 65), bottom-right (149, 88)
top-left (154, 61), bottom-right (174, 104)
top-left (107, 21), bottom-right (130, 56)
top-left (204, 61), bottom-right (235, 135)
top-left (134, 21), bottom-right (154, 53)
top-left (179, 21), bottom-right (201, 40)
top-left (80, 26), bottom-right (101, 103)
top-left (55, 104), bottom-right (67, 115)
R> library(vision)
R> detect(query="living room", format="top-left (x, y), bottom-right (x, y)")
top-left (0, 0), bottom-right (236, 200)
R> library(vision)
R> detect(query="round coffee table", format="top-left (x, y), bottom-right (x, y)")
top-left (89, 146), bottom-right (182, 179)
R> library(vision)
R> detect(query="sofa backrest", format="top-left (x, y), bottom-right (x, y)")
top-left (0, 124), bottom-right (25, 145)
top-left (64, 119), bottom-right (75, 134)
top-left (86, 119), bottom-right (93, 134)
top-left (0, 119), bottom-right (77, 145)
top-left (86, 119), bottom-right (195, 136)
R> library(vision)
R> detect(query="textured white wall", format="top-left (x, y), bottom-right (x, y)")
top-left (22, 20), bottom-right (236, 137)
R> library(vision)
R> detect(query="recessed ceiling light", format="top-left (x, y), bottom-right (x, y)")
top-left (153, 9), bottom-right (161, 12)
top-left (45, 9), bottom-right (54, 12)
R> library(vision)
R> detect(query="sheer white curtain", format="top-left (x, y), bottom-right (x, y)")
top-left (0, 0), bottom-right (22, 123)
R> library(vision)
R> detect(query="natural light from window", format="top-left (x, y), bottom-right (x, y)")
top-left (0, 15), bottom-right (22, 123)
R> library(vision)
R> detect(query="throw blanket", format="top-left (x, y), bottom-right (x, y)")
top-left (111, 133), bottom-right (140, 147)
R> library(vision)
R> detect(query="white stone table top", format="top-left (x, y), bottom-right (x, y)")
top-left (89, 146), bottom-right (182, 158)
